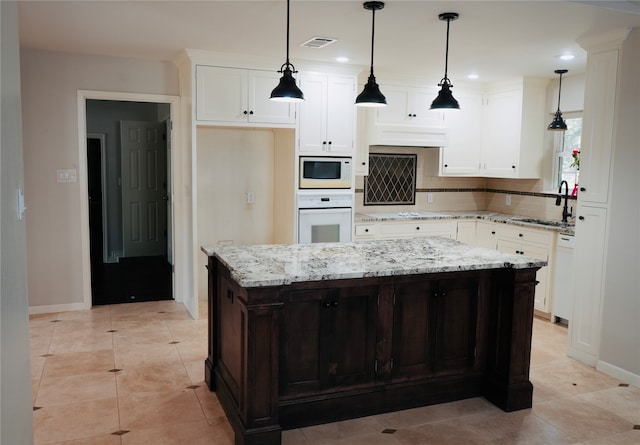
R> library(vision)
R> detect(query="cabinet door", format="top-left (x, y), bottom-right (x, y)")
top-left (392, 279), bottom-right (437, 381)
top-left (279, 289), bottom-right (331, 395)
top-left (475, 221), bottom-right (497, 250)
top-left (441, 91), bottom-right (483, 175)
top-left (325, 75), bottom-right (356, 154)
top-left (578, 49), bottom-right (618, 204)
top-left (456, 221), bottom-right (476, 245)
top-left (569, 205), bottom-right (607, 360)
top-left (434, 277), bottom-right (480, 374)
top-left (248, 70), bottom-right (297, 125)
top-left (375, 85), bottom-right (411, 125)
top-left (298, 74), bottom-right (328, 153)
top-left (196, 65), bottom-right (248, 123)
top-left (481, 88), bottom-right (521, 177)
top-left (376, 85), bottom-right (443, 128)
top-left (330, 285), bottom-right (378, 387)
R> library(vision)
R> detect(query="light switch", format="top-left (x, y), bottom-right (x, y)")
top-left (57, 169), bottom-right (77, 183)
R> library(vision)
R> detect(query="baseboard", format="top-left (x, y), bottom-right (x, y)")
top-left (596, 360), bottom-right (640, 387)
top-left (29, 302), bottom-right (89, 315)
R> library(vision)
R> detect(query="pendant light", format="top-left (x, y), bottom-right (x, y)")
top-left (548, 69), bottom-right (568, 131)
top-left (270, 0), bottom-right (304, 102)
top-left (430, 12), bottom-right (460, 110)
top-left (355, 1), bottom-right (386, 107)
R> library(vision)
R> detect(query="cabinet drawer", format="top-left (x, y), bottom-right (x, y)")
top-left (355, 224), bottom-right (376, 237)
top-left (496, 224), bottom-right (552, 245)
top-left (379, 221), bottom-right (454, 238)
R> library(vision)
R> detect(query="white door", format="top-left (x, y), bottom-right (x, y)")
top-left (121, 121), bottom-right (168, 258)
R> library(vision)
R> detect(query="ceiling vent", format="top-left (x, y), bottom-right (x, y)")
top-left (300, 36), bottom-right (337, 49)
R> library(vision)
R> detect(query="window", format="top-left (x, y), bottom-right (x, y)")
top-left (555, 115), bottom-right (582, 189)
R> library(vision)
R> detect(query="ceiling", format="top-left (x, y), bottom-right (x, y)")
top-left (17, 1), bottom-right (640, 84)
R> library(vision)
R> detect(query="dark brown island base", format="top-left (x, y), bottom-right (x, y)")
top-left (202, 238), bottom-right (545, 445)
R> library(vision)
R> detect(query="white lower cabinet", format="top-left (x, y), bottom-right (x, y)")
top-left (475, 221), bottom-right (498, 250)
top-left (353, 220), bottom-right (455, 241)
top-left (495, 225), bottom-right (554, 315)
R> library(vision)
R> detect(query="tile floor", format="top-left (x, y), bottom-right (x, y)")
top-left (30, 301), bottom-right (639, 445)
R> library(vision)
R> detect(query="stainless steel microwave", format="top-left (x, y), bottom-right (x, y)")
top-left (299, 156), bottom-right (352, 189)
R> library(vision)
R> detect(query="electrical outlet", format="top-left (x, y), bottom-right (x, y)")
top-left (57, 169), bottom-right (77, 183)
top-left (427, 193), bottom-right (434, 203)
top-left (505, 194), bottom-right (512, 206)
top-left (246, 192), bottom-right (255, 204)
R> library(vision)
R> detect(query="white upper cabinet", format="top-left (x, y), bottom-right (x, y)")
top-left (196, 65), bottom-right (296, 126)
top-left (439, 79), bottom-right (547, 178)
top-left (367, 84), bottom-right (447, 147)
top-left (298, 73), bottom-right (356, 155)
top-left (440, 90), bottom-right (484, 175)
top-left (576, 49), bottom-right (618, 204)
top-left (480, 78), bottom-right (548, 178)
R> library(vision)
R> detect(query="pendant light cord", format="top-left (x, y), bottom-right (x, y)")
top-left (556, 72), bottom-right (563, 112)
top-left (441, 16), bottom-right (451, 85)
top-left (369, 7), bottom-right (376, 76)
top-left (280, 0), bottom-right (296, 74)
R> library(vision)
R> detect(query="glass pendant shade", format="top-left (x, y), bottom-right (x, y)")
top-left (430, 82), bottom-right (459, 109)
top-left (356, 74), bottom-right (386, 107)
top-left (270, 0), bottom-right (304, 102)
top-left (430, 12), bottom-right (460, 110)
top-left (270, 66), bottom-right (304, 102)
top-left (355, 1), bottom-right (386, 107)
top-left (548, 69), bottom-right (568, 131)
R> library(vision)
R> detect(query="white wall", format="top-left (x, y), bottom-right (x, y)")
top-left (599, 27), bottom-right (640, 381)
top-left (1, 1), bottom-right (34, 442)
top-left (196, 127), bottom-right (277, 299)
top-left (20, 49), bottom-right (179, 310)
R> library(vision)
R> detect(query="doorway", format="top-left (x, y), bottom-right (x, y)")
top-left (86, 100), bottom-right (172, 305)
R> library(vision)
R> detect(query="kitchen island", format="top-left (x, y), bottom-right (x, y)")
top-left (202, 238), bottom-right (545, 445)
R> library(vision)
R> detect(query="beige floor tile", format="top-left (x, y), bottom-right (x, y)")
top-left (35, 371), bottom-right (117, 407)
top-left (530, 360), bottom-right (621, 397)
top-left (118, 389), bottom-right (206, 431)
top-left (115, 362), bottom-right (192, 395)
top-left (165, 318), bottom-right (208, 342)
top-left (113, 342), bottom-right (182, 368)
top-left (183, 359), bottom-right (205, 385)
top-left (576, 385), bottom-right (640, 424)
top-left (283, 428), bottom-right (311, 445)
top-left (210, 419), bottom-right (234, 445)
top-left (393, 418), bottom-right (493, 445)
top-left (533, 396), bottom-right (633, 441)
top-left (48, 435), bottom-right (121, 445)
top-left (120, 419), bottom-right (217, 445)
top-left (175, 337), bottom-right (207, 363)
top-left (580, 429), bottom-right (640, 444)
top-left (301, 416), bottom-right (388, 445)
top-left (52, 319), bottom-right (113, 334)
top-left (194, 385), bottom-right (226, 424)
top-left (42, 349), bottom-right (115, 379)
top-left (48, 329), bottom-right (114, 355)
top-left (33, 397), bottom-right (120, 444)
top-left (111, 325), bottom-right (174, 346)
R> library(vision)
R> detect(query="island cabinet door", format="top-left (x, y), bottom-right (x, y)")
top-left (391, 275), bottom-right (481, 381)
top-left (279, 285), bottom-right (378, 396)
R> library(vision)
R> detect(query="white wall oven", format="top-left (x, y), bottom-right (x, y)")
top-left (299, 156), bottom-right (352, 189)
top-left (297, 192), bottom-right (353, 244)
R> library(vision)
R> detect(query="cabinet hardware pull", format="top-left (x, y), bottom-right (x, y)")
top-left (323, 301), bottom-right (331, 308)
top-left (512, 165), bottom-right (516, 169)
top-left (333, 301), bottom-right (339, 307)
top-left (416, 226), bottom-right (420, 230)
top-left (322, 141), bottom-right (327, 145)
top-left (364, 228), bottom-right (369, 233)
top-left (580, 187), bottom-right (586, 192)
top-left (441, 291), bottom-right (447, 297)
top-left (362, 162), bottom-right (366, 166)
top-left (444, 164), bottom-right (448, 167)
top-left (578, 216), bottom-right (585, 220)
top-left (328, 141), bottom-right (332, 145)
top-left (249, 110), bottom-right (254, 115)
top-left (491, 231), bottom-right (495, 235)
top-left (519, 233), bottom-right (523, 237)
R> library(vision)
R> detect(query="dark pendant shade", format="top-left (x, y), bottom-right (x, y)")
top-left (270, 0), bottom-right (304, 102)
top-left (548, 69), bottom-right (568, 131)
top-left (430, 83), bottom-right (459, 109)
top-left (430, 12), bottom-right (460, 110)
top-left (270, 67), bottom-right (304, 102)
top-left (548, 110), bottom-right (568, 131)
top-left (355, 1), bottom-right (387, 107)
top-left (355, 73), bottom-right (386, 107)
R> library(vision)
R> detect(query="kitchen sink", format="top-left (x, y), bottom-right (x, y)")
top-left (510, 217), bottom-right (570, 227)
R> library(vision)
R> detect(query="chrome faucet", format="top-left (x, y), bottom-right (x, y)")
top-left (556, 180), bottom-right (572, 223)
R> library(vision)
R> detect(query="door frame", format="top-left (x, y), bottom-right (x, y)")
top-left (77, 90), bottom-right (183, 311)
top-left (86, 133), bottom-right (109, 263)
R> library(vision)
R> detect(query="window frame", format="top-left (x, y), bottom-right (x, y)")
top-left (552, 111), bottom-right (582, 190)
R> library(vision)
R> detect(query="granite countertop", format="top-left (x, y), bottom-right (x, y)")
top-left (202, 237), bottom-right (546, 288)
top-left (355, 210), bottom-right (575, 235)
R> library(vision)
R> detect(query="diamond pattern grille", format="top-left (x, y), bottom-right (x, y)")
top-left (364, 154), bottom-right (417, 205)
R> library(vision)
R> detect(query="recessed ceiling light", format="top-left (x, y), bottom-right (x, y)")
top-left (559, 54), bottom-right (575, 61)
top-left (336, 56), bottom-right (349, 63)
top-left (467, 73), bottom-right (479, 80)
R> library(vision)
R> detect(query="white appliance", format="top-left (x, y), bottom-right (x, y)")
top-left (297, 192), bottom-right (353, 243)
top-left (553, 234), bottom-right (575, 324)
top-left (299, 156), bottom-right (352, 189)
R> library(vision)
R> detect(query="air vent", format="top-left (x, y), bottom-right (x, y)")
top-left (300, 36), bottom-right (337, 49)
